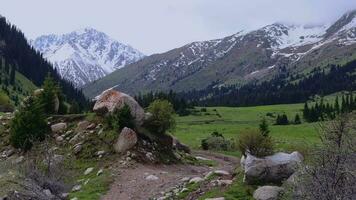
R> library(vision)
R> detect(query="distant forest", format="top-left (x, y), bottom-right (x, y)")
top-left (180, 60), bottom-right (356, 107)
top-left (0, 16), bottom-right (89, 109)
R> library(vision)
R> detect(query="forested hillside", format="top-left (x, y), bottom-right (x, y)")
top-left (182, 60), bottom-right (356, 106)
top-left (0, 16), bottom-right (88, 109)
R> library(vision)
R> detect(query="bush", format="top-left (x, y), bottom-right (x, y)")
top-left (201, 132), bottom-right (233, 151)
top-left (10, 96), bottom-right (49, 151)
top-left (237, 130), bottom-right (274, 157)
top-left (145, 100), bottom-right (176, 134)
top-left (275, 114), bottom-right (289, 125)
top-left (105, 104), bottom-right (135, 131)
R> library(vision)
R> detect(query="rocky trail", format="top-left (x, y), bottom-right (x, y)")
top-left (102, 151), bottom-right (239, 200)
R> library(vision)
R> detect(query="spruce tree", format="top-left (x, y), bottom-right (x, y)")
top-left (10, 96), bottom-right (49, 151)
top-left (294, 114), bottom-right (301, 124)
top-left (259, 118), bottom-right (270, 137)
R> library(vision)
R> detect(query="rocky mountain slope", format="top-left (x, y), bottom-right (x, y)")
top-left (32, 28), bottom-right (145, 87)
top-left (84, 10), bottom-right (356, 98)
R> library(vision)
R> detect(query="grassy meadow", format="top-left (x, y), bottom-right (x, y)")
top-left (173, 103), bottom-right (321, 157)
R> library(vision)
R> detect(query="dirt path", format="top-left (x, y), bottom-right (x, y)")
top-left (102, 151), bottom-right (239, 200)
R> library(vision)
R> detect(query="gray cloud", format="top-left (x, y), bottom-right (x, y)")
top-left (0, 0), bottom-right (355, 55)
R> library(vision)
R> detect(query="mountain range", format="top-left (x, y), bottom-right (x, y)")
top-left (83, 10), bottom-right (356, 98)
top-left (32, 28), bottom-right (145, 87)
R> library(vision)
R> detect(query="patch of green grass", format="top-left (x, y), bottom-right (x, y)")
top-left (66, 158), bottom-right (114, 200)
top-left (173, 104), bottom-right (320, 156)
top-left (199, 169), bottom-right (255, 200)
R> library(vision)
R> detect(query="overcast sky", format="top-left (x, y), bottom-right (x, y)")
top-left (1, 0), bottom-right (355, 55)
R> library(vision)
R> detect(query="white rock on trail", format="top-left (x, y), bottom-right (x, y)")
top-left (84, 167), bottom-right (94, 175)
top-left (145, 175), bottom-right (159, 181)
top-left (189, 177), bottom-right (204, 184)
top-left (253, 186), bottom-right (284, 200)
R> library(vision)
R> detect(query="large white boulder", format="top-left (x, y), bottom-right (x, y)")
top-left (253, 186), bottom-right (284, 200)
top-left (93, 89), bottom-right (145, 126)
top-left (241, 152), bottom-right (303, 184)
top-left (114, 127), bottom-right (138, 153)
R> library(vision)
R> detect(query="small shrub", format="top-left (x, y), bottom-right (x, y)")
top-left (237, 130), bottom-right (274, 157)
top-left (105, 104), bottom-right (135, 131)
top-left (145, 100), bottom-right (176, 135)
top-left (201, 132), bottom-right (233, 151)
top-left (200, 108), bottom-right (207, 112)
top-left (275, 114), bottom-right (289, 125)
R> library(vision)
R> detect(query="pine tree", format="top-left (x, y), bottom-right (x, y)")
top-left (334, 96), bottom-right (340, 114)
top-left (38, 74), bottom-right (60, 114)
top-left (259, 118), bottom-right (270, 137)
top-left (303, 102), bottom-right (310, 121)
top-left (294, 114), bottom-right (301, 124)
top-left (10, 96), bottom-right (49, 151)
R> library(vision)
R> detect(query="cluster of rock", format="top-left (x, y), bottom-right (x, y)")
top-left (240, 151), bottom-right (303, 200)
top-left (155, 169), bottom-right (231, 200)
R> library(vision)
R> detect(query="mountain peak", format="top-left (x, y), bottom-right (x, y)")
top-left (32, 29), bottom-right (145, 88)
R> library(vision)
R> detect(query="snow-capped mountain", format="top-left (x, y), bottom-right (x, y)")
top-left (84, 10), bottom-right (356, 97)
top-left (32, 28), bottom-right (145, 87)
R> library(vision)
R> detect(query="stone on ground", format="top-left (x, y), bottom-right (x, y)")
top-left (241, 151), bottom-right (303, 184)
top-left (253, 186), bottom-right (284, 200)
top-left (51, 122), bottom-right (67, 133)
top-left (114, 127), bottom-right (138, 153)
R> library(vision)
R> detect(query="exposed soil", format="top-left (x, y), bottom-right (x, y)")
top-left (102, 151), bottom-right (239, 200)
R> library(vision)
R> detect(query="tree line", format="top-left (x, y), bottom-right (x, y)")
top-left (303, 93), bottom-right (356, 122)
top-left (179, 60), bottom-right (356, 107)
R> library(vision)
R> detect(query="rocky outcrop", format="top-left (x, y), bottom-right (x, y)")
top-left (114, 127), bottom-right (138, 153)
top-left (93, 89), bottom-right (145, 126)
top-left (241, 152), bottom-right (303, 184)
top-left (253, 186), bottom-right (284, 200)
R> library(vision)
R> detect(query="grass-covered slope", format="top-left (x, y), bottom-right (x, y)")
top-left (173, 104), bottom-right (319, 157)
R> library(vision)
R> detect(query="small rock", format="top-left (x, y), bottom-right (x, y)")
top-left (77, 120), bottom-right (90, 131)
top-left (96, 124), bottom-right (103, 129)
top-left (189, 177), bottom-right (203, 184)
top-left (13, 156), bottom-right (24, 164)
top-left (181, 188), bottom-right (189, 193)
top-left (72, 185), bottom-right (81, 192)
top-left (196, 156), bottom-right (212, 161)
top-left (70, 198), bottom-right (78, 200)
top-left (96, 150), bottom-right (105, 157)
top-left (253, 186), bottom-right (284, 200)
top-left (55, 136), bottom-right (64, 143)
top-left (69, 133), bottom-right (81, 144)
top-left (87, 123), bottom-right (96, 130)
top-left (145, 175), bottom-right (159, 181)
top-left (61, 193), bottom-right (69, 199)
top-left (181, 177), bottom-right (191, 182)
top-left (73, 144), bottom-right (82, 155)
top-left (204, 171), bottom-right (214, 179)
top-left (51, 122), bottom-right (67, 133)
top-left (84, 167), bottom-right (94, 175)
top-left (43, 189), bottom-right (53, 197)
top-left (97, 128), bottom-right (104, 135)
top-left (97, 169), bottom-right (104, 176)
top-left (214, 170), bottom-right (230, 176)
top-left (216, 180), bottom-right (233, 186)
